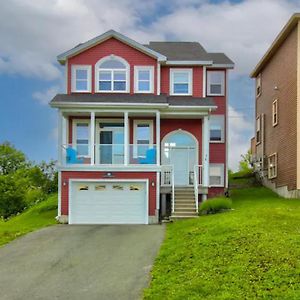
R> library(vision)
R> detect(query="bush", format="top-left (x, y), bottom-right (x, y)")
top-left (199, 197), bottom-right (232, 215)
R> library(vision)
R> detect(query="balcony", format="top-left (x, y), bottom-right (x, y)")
top-left (62, 144), bottom-right (157, 165)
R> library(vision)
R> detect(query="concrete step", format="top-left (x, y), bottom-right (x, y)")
top-left (175, 203), bottom-right (196, 208)
top-left (175, 201), bottom-right (195, 205)
top-left (172, 211), bottom-right (198, 216)
top-left (174, 209), bottom-right (197, 214)
top-left (175, 196), bottom-right (195, 201)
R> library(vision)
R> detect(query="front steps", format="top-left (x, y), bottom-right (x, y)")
top-left (171, 187), bottom-right (198, 219)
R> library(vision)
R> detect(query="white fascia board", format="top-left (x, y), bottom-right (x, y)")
top-left (57, 30), bottom-right (167, 64)
top-left (210, 63), bottom-right (235, 69)
top-left (165, 60), bottom-right (213, 66)
top-left (168, 105), bottom-right (217, 110)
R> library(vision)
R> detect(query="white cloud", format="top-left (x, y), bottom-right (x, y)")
top-left (228, 105), bottom-right (254, 171)
top-left (32, 85), bottom-right (62, 105)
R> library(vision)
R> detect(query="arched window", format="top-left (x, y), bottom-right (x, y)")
top-left (95, 55), bottom-right (130, 92)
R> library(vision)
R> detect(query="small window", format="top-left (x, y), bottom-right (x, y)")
top-left (256, 115), bottom-right (261, 145)
top-left (272, 99), bottom-right (278, 126)
top-left (78, 185), bottom-right (89, 191)
top-left (209, 164), bottom-right (224, 187)
top-left (207, 71), bottom-right (225, 96)
top-left (170, 69), bottom-right (192, 95)
top-left (95, 185), bottom-right (106, 191)
top-left (268, 153), bottom-right (277, 179)
top-left (74, 121), bottom-right (90, 156)
top-left (71, 65), bottom-right (91, 92)
top-left (130, 185), bottom-right (141, 191)
top-left (256, 74), bottom-right (262, 97)
top-left (133, 120), bottom-right (153, 158)
top-left (134, 66), bottom-right (154, 93)
top-left (209, 115), bottom-right (224, 142)
top-left (113, 185), bottom-right (124, 190)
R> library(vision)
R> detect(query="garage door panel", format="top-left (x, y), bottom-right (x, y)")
top-left (70, 181), bottom-right (147, 224)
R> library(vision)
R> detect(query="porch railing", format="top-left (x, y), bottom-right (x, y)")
top-left (193, 165), bottom-right (203, 213)
top-left (161, 165), bottom-right (175, 213)
top-left (62, 144), bottom-right (157, 165)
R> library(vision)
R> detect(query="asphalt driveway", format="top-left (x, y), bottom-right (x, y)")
top-left (0, 224), bottom-right (165, 300)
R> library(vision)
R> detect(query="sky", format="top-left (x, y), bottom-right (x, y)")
top-left (0, 0), bottom-right (299, 170)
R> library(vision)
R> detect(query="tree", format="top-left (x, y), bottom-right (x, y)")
top-left (239, 150), bottom-right (252, 174)
top-left (0, 142), bottom-right (26, 175)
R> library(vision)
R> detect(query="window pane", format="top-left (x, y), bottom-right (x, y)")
top-left (76, 69), bottom-right (88, 80)
top-left (100, 59), bottom-right (126, 69)
top-left (210, 176), bottom-right (221, 185)
top-left (139, 70), bottom-right (150, 80)
top-left (210, 72), bottom-right (223, 84)
top-left (77, 144), bottom-right (89, 156)
top-left (99, 71), bottom-right (111, 81)
top-left (138, 81), bottom-right (150, 91)
top-left (174, 83), bottom-right (188, 94)
top-left (113, 71), bottom-right (126, 81)
top-left (76, 80), bottom-right (88, 91)
top-left (113, 81), bottom-right (126, 91)
top-left (210, 129), bottom-right (222, 141)
top-left (76, 124), bottom-right (89, 140)
top-left (210, 84), bottom-right (222, 94)
top-left (99, 81), bottom-right (111, 91)
top-left (137, 124), bottom-right (150, 141)
top-left (173, 72), bottom-right (189, 83)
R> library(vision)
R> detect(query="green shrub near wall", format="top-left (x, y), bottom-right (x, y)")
top-left (199, 197), bottom-right (232, 215)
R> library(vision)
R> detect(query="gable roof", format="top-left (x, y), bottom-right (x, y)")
top-left (57, 30), bottom-right (167, 64)
top-left (251, 13), bottom-right (300, 78)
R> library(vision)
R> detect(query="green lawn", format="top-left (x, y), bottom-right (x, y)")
top-left (0, 194), bottom-right (58, 247)
top-left (144, 187), bottom-right (300, 299)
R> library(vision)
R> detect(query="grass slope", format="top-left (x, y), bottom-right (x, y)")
top-left (0, 194), bottom-right (58, 247)
top-left (144, 187), bottom-right (300, 299)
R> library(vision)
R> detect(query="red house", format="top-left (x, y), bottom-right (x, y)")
top-left (50, 30), bottom-right (234, 224)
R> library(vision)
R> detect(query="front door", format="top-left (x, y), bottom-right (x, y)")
top-left (169, 147), bottom-right (190, 185)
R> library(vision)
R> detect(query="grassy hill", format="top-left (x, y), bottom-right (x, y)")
top-left (0, 194), bottom-right (58, 247)
top-left (144, 178), bottom-right (300, 299)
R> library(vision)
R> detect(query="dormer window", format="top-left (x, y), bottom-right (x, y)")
top-left (207, 71), bottom-right (225, 96)
top-left (71, 65), bottom-right (91, 93)
top-left (95, 56), bottom-right (130, 93)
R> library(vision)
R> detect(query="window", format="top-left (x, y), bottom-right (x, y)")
top-left (209, 115), bottom-right (225, 142)
top-left (73, 120), bottom-right (90, 156)
top-left (207, 71), bottom-right (225, 96)
top-left (134, 66), bottom-right (154, 93)
top-left (170, 69), bottom-right (192, 95)
top-left (78, 185), bottom-right (89, 191)
top-left (272, 99), bottom-right (278, 126)
top-left (95, 56), bottom-right (129, 92)
top-left (71, 65), bottom-right (91, 92)
top-left (268, 153), bottom-right (277, 179)
top-left (95, 185), bottom-right (106, 191)
top-left (209, 164), bottom-right (224, 187)
top-left (256, 74), bottom-right (262, 97)
top-left (113, 185), bottom-right (124, 190)
top-left (256, 115), bottom-right (261, 145)
top-left (133, 120), bottom-right (153, 157)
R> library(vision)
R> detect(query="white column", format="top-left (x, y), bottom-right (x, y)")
top-left (156, 111), bottom-right (160, 166)
top-left (90, 111), bottom-right (95, 165)
top-left (202, 115), bottom-right (210, 187)
top-left (124, 111), bottom-right (129, 165)
top-left (203, 66), bottom-right (206, 97)
top-left (58, 111), bottom-right (63, 165)
top-left (157, 62), bottom-right (161, 95)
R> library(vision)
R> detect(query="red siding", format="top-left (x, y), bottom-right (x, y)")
top-left (67, 37), bottom-right (157, 94)
top-left (61, 171), bottom-right (157, 216)
top-left (208, 187), bottom-right (225, 198)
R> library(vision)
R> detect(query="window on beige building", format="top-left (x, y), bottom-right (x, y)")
top-left (272, 99), bottom-right (278, 126)
top-left (256, 74), bottom-right (262, 97)
top-left (268, 153), bottom-right (277, 179)
top-left (256, 116), bottom-right (261, 144)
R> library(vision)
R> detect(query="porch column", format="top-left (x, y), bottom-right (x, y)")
top-left (156, 111), bottom-right (160, 166)
top-left (90, 111), bottom-right (95, 165)
top-left (57, 111), bottom-right (63, 165)
top-left (202, 115), bottom-right (210, 187)
top-left (124, 111), bottom-right (129, 165)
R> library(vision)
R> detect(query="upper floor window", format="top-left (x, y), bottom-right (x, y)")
top-left (256, 74), bottom-right (262, 97)
top-left (272, 99), bottom-right (278, 126)
top-left (170, 69), bottom-right (192, 95)
top-left (207, 71), bottom-right (225, 96)
top-left (256, 115), bottom-right (261, 145)
top-left (71, 65), bottom-right (91, 93)
top-left (73, 120), bottom-right (90, 157)
top-left (209, 115), bottom-right (225, 143)
top-left (95, 56), bottom-right (130, 93)
top-left (134, 66), bottom-right (154, 93)
top-left (133, 120), bottom-right (153, 158)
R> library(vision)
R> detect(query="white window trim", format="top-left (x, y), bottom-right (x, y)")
top-left (95, 55), bottom-right (130, 93)
top-left (134, 66), bottom-right (154, 93)
top-left (71, 65), bottom-right (92, 93)
top-left (170, 68), bottom-right (193, 96)
top-left (209, 115), bottom-right (225, 143)
top-left (133, 120), bottom-right (154, 157)
top-left (256, 73), bottom-right (262, 98)
top-left (209, 163), bottom-right (224, 187)
top-left (256, 115), bottom-right (261, 145)
top-left (272, 99), bottom-right (278, 127)
top-left (72, 119), bottom-right (91, 158)
top-left (207, 70), bottom-right (225, 96)
top-left (268, 153), bottom-right (277, 179)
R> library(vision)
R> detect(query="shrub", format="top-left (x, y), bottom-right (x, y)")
top-left (199, 197), bottom-right (232, 215)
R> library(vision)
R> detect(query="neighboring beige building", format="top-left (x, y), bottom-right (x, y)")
top-left (251, 13), bottom-right (300, 198)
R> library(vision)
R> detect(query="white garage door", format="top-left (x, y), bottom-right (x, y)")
top-left (70, 181), bottom-right (148, 224)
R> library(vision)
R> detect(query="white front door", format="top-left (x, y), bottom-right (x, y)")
top-left (170, 148), bottom-right (190, 185)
